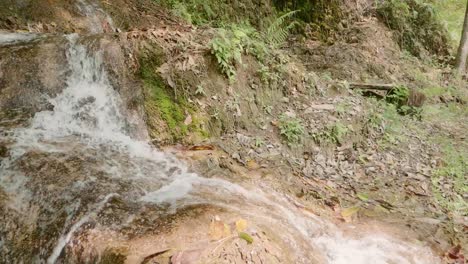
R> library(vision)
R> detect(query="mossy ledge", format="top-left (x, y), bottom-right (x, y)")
top-left (139, 53), bottom-right (207, 144)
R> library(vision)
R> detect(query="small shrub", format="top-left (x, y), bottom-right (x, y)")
top-left (386, 85), bottom-right (410, 106)
top-left (364, 99), bottom-right (409, 147)
top-left (312, 122), bottom-right (349, 145)
top-left (210, 25), bottom-right (254, 82)
top-left (377, 0), bottom-right (451, 58)
top-left (210, 11), bottom-right (298, 82)
top-left (386, 86), bottom-right (423, 116)
top-left (279, 115), bottom-right (305, 144)
top-left (254, 137), bottom-right (265, 148)
top-left (195, 85), bottom-right (206, 96)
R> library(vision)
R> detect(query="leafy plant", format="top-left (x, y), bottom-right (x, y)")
top-left (279, 115), bottom-right (305, 144)
top-left (195, 85), bottom-right (206, 96)
top-left (258, 64), bottom-right (272, 84)
top-left (263, 104), bottom-right (273, 115)
top-left (386, 85), bottom-right (410, 106)
top-left (210, 24), bottom-right (257, 82)
top-left (385, 85), bottom-right (422, 116)
top-left (364, 99), bottom-right (410, 147)
top-left (254, 137), bottom-right (265, 148)
top-left (330, 122), bottom-right (348, 144)
top-left (312, 122), bottom-right (349, 145)
top-left (171, 1), bottom-right (194, 23)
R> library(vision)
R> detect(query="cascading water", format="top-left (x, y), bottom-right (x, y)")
top-left (0, 32), bottom-right (38, 46)
top-left (0, 3), bottom-right (442, 264)
top-left (76, 0), bottom-right (116, 33)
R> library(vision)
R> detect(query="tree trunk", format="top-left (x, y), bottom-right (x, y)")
top-left (455, 1), bottom-right (468, 74)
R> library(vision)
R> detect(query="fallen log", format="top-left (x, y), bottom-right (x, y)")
top-left (349, 83), bottom-right (395, 91)
top-left (350, 82), bottom-right (426, 108)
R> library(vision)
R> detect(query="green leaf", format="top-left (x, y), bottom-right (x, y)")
top-left (238, 232), bottom-right (253, 244)
top-left (341, 206), bottom-right (360, 218)
top-left (357, 193), bottom-right (369, 202)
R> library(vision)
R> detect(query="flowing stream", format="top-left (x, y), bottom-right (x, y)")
top-left (0, 2), bottom-right (442, 263)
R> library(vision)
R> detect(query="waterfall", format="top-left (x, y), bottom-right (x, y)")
top-left (0, 2), bottom-right (441, 264)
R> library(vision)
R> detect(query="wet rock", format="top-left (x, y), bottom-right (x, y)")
top-left (0, 145), bottom-right (8, 158)
top-left (0, 36), bottom-right (68, 113)
top-left (5, 16), bottom-right (16, 27)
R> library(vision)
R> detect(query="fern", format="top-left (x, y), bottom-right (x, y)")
top-left (265, 10), bottom-right (299, 46)
top-left (210, 25), bottom-right (254, 82)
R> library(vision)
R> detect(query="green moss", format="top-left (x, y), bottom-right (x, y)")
top-left (140, 62), bottom-right (187, 140)
top-left (139, 54), bottom-right (208, 142)
top-left (188, 113), bottom-right (210, 139)
top-left (99, 248), bottom-right (127, 264)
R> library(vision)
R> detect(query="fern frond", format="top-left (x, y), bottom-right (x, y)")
top-left (265, 10), bottom-right (298, 46)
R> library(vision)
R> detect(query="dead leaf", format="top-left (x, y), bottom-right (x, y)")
top-left (184, 114), bottom-right (192, 125)
top-left (158, 63), bottom-right (176, 88)
top-left (308, 104), bottom-right (335, 111)
top-left (181, 55), bottom-right (195, 71)
top-left (447, 245), bottom-right (465, 264)
top-left (209, 220), bottom-right (224, 240)
top-left (223, 223), bottom-right (232, 237)
top-left (235, 219), bottom-right (248, 232)
top-left (246, 160), bottom-right (260, 170)
top-left (189, 145), bottom-right (214, 151)
top-left (209, 220), bottom-right (231, 240)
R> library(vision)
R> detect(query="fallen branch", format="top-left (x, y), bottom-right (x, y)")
top-left (141, 248), bottom-right (171, 264)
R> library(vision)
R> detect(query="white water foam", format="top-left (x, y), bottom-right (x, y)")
top-left (314, 233), bottom-right (438, 264)
top-left (0, 32), bottom-right (37, 46)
